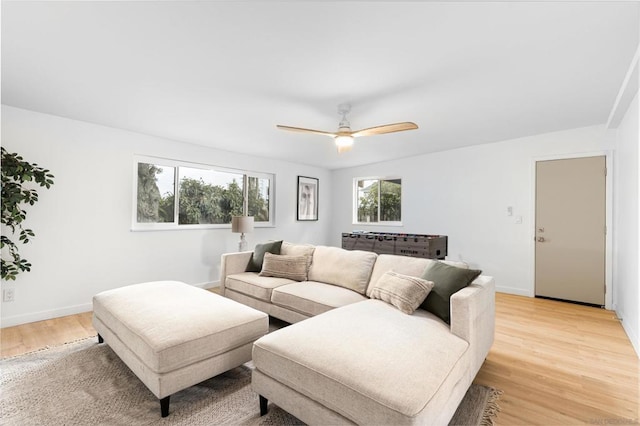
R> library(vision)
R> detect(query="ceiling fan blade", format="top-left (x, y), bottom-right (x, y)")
top-left (351, 122), bottom-right (418, 138)
top-left (276, 125), bottom-right (337, 137)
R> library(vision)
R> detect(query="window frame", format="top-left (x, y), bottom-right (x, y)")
top-left (132, 155), bottom-right (275, 231)
top-left (352, 176), bottom-right (403, 226)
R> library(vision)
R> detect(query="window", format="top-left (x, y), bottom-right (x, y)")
top-left (354, 177), bottom-right (402, 225)
top-left (137, 163), bottom-right (175, 223)
top-left (247, 175), bottom-right (271, 222)
top-left (177, 166), bottom-right (244, 225)
top-left (133, 156), bottom-right (274, 230)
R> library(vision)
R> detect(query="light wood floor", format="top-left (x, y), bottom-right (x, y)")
top-left (1, 293), bottom-right (638, 424)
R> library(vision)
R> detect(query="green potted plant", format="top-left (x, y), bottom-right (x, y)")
top-left (1, 148), bottom-right (54, 280)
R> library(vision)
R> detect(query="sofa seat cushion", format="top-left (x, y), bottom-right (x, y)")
top-left (226, 272), bottom-right (295, 302)
top-left (93, 281), bottom-right (268, 374)
top-left (270, 281), bottom-right (368, 317)
top-left (253, 299), bottom-right (469, 422)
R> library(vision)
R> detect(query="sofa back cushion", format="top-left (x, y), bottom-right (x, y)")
top-left (281, 241), bottom-right (316, 258)
top-left (367, 254), bottom-right (468, 297)
top-left (308, 246), bottom-right (377, 295)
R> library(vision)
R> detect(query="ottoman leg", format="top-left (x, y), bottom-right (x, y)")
top-left (259, 395), bottom-right (268, 416)
top-left (160, 396), bottom-right (170, 417)
top-left (97, 334), bottom-right (104, 344)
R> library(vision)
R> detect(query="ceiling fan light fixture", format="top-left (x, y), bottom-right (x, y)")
top-left (335, 135), bottom-right (354, 153)
top-left (277, 103), bottom-right (418, 155)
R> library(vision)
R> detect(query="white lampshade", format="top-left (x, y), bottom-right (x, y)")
top-left (335, 135), bottom-right (354, 153)
top-left (231, 216), bottom-right (254, 234)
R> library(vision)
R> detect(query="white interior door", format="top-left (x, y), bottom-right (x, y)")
top-left (535, 156), bottom-right (606, 306)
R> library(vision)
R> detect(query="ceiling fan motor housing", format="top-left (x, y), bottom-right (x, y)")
top-left (335, 103), bottom-right (354, 152)
top-left (337, 103), bottom-right (352, 129)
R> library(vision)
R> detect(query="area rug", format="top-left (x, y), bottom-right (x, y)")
top-left (0, 338), bottom-right (502, 425)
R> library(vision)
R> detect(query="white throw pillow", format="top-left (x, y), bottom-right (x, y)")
top-left (259, 252), bottom-right (309, 282)
top-left (370, 271), bottom-right (434, 314)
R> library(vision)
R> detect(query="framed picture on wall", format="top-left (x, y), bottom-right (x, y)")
top-left (297, 176), bottom-right (319, 221)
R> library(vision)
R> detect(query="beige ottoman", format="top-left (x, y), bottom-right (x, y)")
top-left (92, 281), bottom-right (268, 417)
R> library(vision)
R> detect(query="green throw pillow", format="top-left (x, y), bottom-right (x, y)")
top-left (247, 240), bottom-right (283, 272)
top-left (420, 261), bottom-right (481, 324)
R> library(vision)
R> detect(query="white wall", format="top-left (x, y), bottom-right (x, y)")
top-left (3, 104), bottom-right (638, 355)
top-left (0, 106), bottom-right (331, 326)
top-left (330, 125), bottom-right (615, 297)
top-left (613, 91), bottom-right (640, 356)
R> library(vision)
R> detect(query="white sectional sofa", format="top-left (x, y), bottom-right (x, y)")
top-left (220, 241), bottom-right (495, 425)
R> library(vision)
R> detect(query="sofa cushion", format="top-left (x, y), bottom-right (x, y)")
top-left (370, 271), bottom-right (434, 314)
top-left (247, 240), bottom-right (283, 272)
top-left (368, 254), bottom-right (469, 297)
top-left (308, 246), bottom-right (377, 294)
top-left (252, 299), bottom-right (469, 422)
top-left (281, 241), bottom-right (316, 258)
top-left (259, 253), bottom-right (309, 282)
top-left (271, 281), bottom-right (367, 317)
top-left (226, 272), bottom-right (294, 302)
top-left (420, 261), bottom-right (482, 324)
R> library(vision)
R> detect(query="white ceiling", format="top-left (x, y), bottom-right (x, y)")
top-left (2, 1), bottom-right (638, 170)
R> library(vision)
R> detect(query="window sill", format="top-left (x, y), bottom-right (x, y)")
top-left (131, 223), bottom-right (275, 232)
top-left (351, 222), bottom-right (403, 227)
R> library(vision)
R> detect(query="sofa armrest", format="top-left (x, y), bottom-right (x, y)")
top-left (220, 251), bottom-right (253, 296)
top-left (450, 275), bottom-right (495, 378)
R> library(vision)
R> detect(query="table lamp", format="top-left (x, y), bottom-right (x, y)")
top-left (231, 216), bottom-right (254, 252)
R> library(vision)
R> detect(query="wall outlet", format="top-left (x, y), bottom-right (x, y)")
top-left (3, 288), bottom-right (15, 303)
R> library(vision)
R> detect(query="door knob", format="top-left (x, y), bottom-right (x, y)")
top-left (537, 237), bottom-right (545, 242)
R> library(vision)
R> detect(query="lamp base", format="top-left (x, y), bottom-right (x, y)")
top-left (238, 233), bottom-right (248, 252)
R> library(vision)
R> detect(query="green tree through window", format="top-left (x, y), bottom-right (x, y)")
top-left (247, 176), bottom-right (270, 222)
top-left (137, 163), bottom-right (174, 223)
top-left (135, 160), bottom-right (273, 228)
top-left (380, 179), bottom-right (401, 221)
top-left (356, 178), bottom-right (401, 223)
top-left (178, 178), bottom-right (243, 224)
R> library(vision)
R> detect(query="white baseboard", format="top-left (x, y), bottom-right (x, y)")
top-left (0, 281), bottom-right (222, 328)
top-left (496, 285), bottom-right (534, 297)
top-left (1, 303), bottom-right (93, 328)
top-left (195, 280), bottom-right (219, 290)
top-left (620, 315), bottom-right (640, 359)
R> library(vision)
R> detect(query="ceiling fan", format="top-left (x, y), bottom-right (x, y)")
top-left (276, 103), bottom-right (418, 154)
